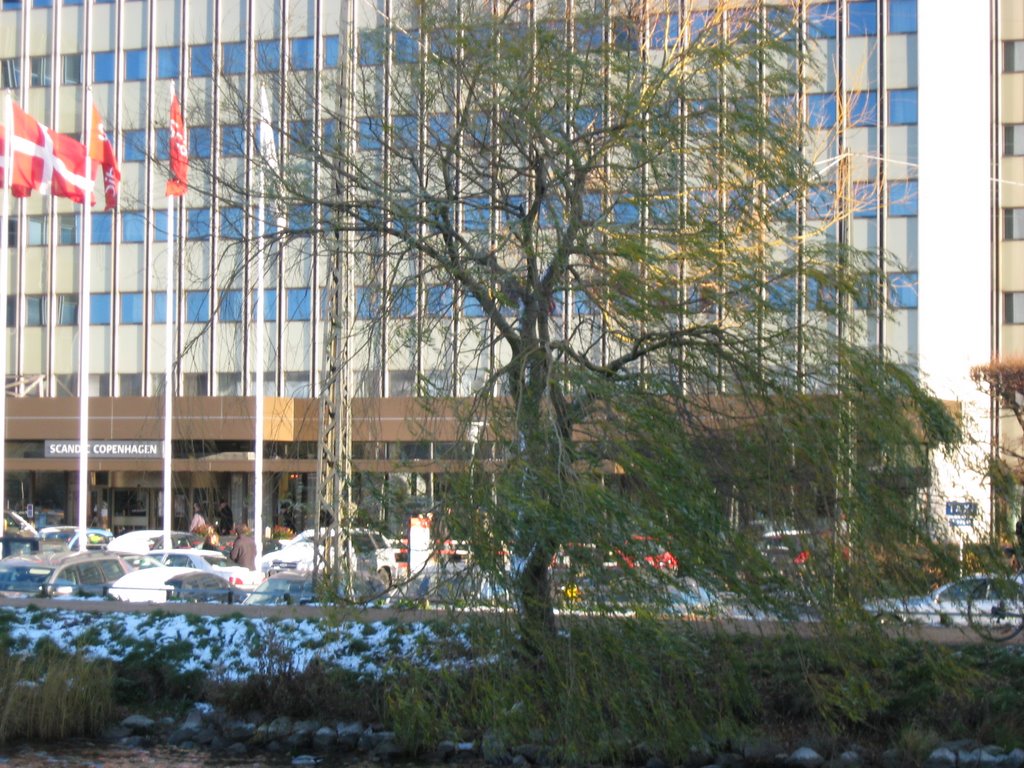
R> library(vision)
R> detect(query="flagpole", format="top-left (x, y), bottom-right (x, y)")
top-left (0, 94), bottom-right (13, 523)
top-left (78, 89), bottom-right (94, 551)
top-left (163, 84), bottom-right (175, 552)
top-left (255, 181), bottom-right (265, 569)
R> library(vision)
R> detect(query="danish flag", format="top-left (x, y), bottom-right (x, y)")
top-left (0, 102), bottom-right (91, 203)
top-left (166, 92), bottom-right (188, 197)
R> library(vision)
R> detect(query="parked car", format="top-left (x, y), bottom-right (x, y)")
top-left (864, 574), bottom-right (1014, 626)
top-left (0, 536), bottom-right (40, 559)
top-left (0, 551), bottom-right (132, 598)
top-left (107, 530), bottom-right (202, 555)
top-left (39, 526), bottom-right (114, 551)
top-left (109, 566), bottom-right (242, 603)
top-left (150, 548), bottom-right (264, 590)
top-left (242, 572), bottom-right (316, 606)
top-left (263, 528), bottom-right (399, 588)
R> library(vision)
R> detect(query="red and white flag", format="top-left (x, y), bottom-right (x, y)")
top-left (166, 92), bottom-right (188, 197)
top-left (0, 102), bottom-right (91, 203)
top-left (88, 103), bottom-right (120, 210)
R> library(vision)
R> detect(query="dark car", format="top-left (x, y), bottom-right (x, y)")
top-left (0, 551), bottom-right (132, 598)
top-left (242, 572), bottom-right (315, 606)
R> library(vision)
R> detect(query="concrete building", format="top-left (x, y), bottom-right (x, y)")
top-left (0, 0), bottom-right (1002, 537)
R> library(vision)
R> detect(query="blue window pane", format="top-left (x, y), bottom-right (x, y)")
top-left (888, 89), bottom-right (918, 125)
top-left (889, 0), bottom-right (916, 34)
top-left (390, 285), bottom-right (416, 318)
top-left (91, 212), bottom-right (113, 244)
top-left (613, 201), bottom-right (639, 226)
top-left (576, 23), bottom-right (602, 51)
top-left (121, 293), bottom-right (143, 324)
top-left (355, 286), bottom-right (380, 319)
top-left (807, 186), bottom-right (835, 220)
top-left (157, 47), bottom-right (179, 79)
top-left (851, 183), bottom-right (878, 219)
top-left (766, 7), bottom-right (795, 41)
top-left (152, 293), bottom-right (177, 324)
top-left (222, 125), bottom-right (246, 157)
top-left (155, 128), bottom-right (170, 161)
top-left (427, 114), bottom-right (453, 146)
top-left (463, 294), bottom-right (485, 318)
top-left (93, 52), bottom-right (115, 84)
top-left (287, 288), bottom-right (311, 321)
top-left (219, 290), bottom-right (242, 322)
top-left (123, 130), bottom-right (146, 162)
top-left (807, 93), bottom-right (836, 129)
top-left (395, 29), bottom-right (420, 63)
top-left (357, 117), bottom-right (382, 151)
top-left (291, 37), bottom-right (314, 70)
top-left (324, 36), bottom-right (339, 68)
top-left (888, 180), bottom-right (918, 217)
top-left (187, 208), bottom-right (210, 240)
top-left (650, 13), bottom-right (679, 49)
top-left (64, 0), bottom-right (82, 5)
top-left (190, 44), bottom-right (213, 77)
top-left (425, 285), bottom-right (452, 317)
top-left (848, 91), bottom-right (877, 127)
top-left (848, 1), bottom-right (877, 36)
top-left (394, 115), bottom-right (418, 148)
top-left (123, 48), bottom-right (146, 80)
top-left (888, 272), bottom-right (918, 309)
top-left (222, 42), bottom-right (246, 75)
top-left (153, 209), bottom-right (169, 240)
top-left (767, 278), bottom-right (797, 310)
top-left (122, 211), bottom-right (146, 243)
top-left (807, 3), bottom-right (837, 39)
top-left (574, 291), bottom-right (597, 316)
top-left (539, 198), bottom-right (564, 229)
top-left (186, 291), bottom-right (210, 323)
top-left (359, 30), bottom-right (384, 66)
top-left (90, 293), bottom-right (111, 326)
top-left (288, 205), bottom-right (312, 232)
top-left (33, 0), bottom-right (52, 7)
top-left (189, 127), bottom-right (211, 159)
top-left (221, 207), bottom-right (244, 240)
top-left (464, 198), bottom-right (490, 231)
top-left (260, 289), bottom-right (277, 322)
top-left (256, 40), bottom-right (280, 72)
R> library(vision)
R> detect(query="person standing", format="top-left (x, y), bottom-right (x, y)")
top-left (217, 500), bottom-right (233, 535)
top-left (189, 503), bottom-right (207, 534)
top-left (230, 524), bottom-right (257, 570)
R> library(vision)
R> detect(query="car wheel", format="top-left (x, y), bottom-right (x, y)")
top-left (377, 567), bottom-right (392, 590)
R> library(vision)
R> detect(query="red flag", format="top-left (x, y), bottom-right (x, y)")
top-left (1, 103), bottom-right (91, 203)
top-left (166, 94), bottom-right (188, 197)
top-left (89, 103), bottom-right (120, 210)
top-left (0, 104), bottom-right (47, 197)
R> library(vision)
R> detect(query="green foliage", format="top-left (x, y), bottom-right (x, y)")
top-left (0, 647), bottom-right (113, 743)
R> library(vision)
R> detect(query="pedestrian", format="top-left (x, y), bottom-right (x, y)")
top-left (230, 524), bottom-right (257, 570)
top-left (217, 500), bottom-right (233, 535)
top-left (188, 502), bottom-right (207, 534)
top-left (203, 528), bottom-right (221, 552)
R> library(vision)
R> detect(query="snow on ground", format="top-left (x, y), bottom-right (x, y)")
top-left (0, 606), bottom-right (454, 680)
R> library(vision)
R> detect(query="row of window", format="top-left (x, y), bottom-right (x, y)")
top-left (7, 288), bottom-right (313, 327)
top-left (0, 37), bottom-right (339, 89)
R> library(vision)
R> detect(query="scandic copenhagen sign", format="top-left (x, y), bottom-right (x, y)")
top-left (45, 441), bottom-right (162, 459)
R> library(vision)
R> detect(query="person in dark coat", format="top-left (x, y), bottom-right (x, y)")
top-left (230, 524), bottom-right (257, 570)
top-left (217, 500), bottom-right (233, 535)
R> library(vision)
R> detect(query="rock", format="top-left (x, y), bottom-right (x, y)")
top-left (359, 728), bottom-right (396, 752)
top-left (880, 749), bottom-right (907, 768)
top-left (512, 756), bottom-right (530, 768)
top-left (433, 740), bottom-right (458, 761)
top-left (1005, 748), bottom-right (1024, 768)
top-left (120, 735), bottom-right (150, 749)
top-left (181, 708), bottom-right (204, 730)
top-left (713, 752), bottom-right (745, 768)
top-left (740, 738), bottom-right (788, 763)
top-left (646, 758), bottom-right (669, 768)
top-left (293, 719), bottom-right (319, 738)
top-left (374, 738), bottom-right (405, 762)
top-left (120, 714), bottom-right (156, 734)
top-left (193, 725), bottom-right (218, 745)
top-left (513, 743), bottom-right (548, 765)
top-left (222, 720), bottom-right (256, 742)
top-left (336, 722), bottom-right (363, 750)
top-left (225, 742), bottom-right (248, 757)
top-left (923, 747), bottom-right (957, 768)
top-left (291, 756), bottom-right (323, 766)
top-left (788, 747), bottom-right (825, 768)
top-left (828, 751), bottom-right (863, 768)
top-left (313, 726), bottom-right (336, 750)
top-left (102, 725), bottom-right (132, 741)
top-left (267, 716), bottom-right (295, 741)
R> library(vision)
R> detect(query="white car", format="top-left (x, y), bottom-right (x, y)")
top-left (864, 574), bottom-right (1021, 627)
top-left (151, 548), bottom-right (264, 590)
top-left (107, 530), bottom-right (201, 555)
top-left (108, 566), bottom-right (239, 603)
top-left (262, 528), bottom-right (399, 588)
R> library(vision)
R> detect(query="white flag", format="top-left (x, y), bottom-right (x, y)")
top-left (257, 86), bottom-right (278, 175)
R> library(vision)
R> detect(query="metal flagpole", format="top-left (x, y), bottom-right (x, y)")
top-left (77, 89), bottom-right (94, 551)
top-left (0, 94), bottom-right (13, 523)
top-left (163, 145), bottom-right (174, 551)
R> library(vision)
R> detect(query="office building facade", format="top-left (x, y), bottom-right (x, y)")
top-left (0, 0), bottom-right (1001, 537)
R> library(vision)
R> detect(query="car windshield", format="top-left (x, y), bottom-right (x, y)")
top-left (199, 553), bottom-right (233, 568)
top-left (0, 564), bottom-right (53, 587)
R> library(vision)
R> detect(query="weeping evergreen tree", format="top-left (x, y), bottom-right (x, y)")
top-left (206, 0), bottom-right (960, 659)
